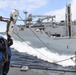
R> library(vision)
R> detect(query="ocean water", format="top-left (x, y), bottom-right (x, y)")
top-left (11, 40), bottom-right (75, 67)
top-left (11, 49), bottom-right (55, 69)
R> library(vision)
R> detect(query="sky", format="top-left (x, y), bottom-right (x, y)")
top-left (0, 0), bottom-right (75, 32)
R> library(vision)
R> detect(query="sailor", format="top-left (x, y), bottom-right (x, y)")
top-left (0, 36), bottom-right (7, 75)
top-left (3, 34), bottom-right (13, 75)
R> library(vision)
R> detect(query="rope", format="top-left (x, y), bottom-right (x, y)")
top-left (13, 31), bottom-right (76, 65)
top-left (18, 15), bottom-right (53, 50)
top-left (54, 55), bottom-right (75, 63)
top-left (13, 31), bottom-right (54, 62)
top-left (12, 15), bottom-right (76, 64)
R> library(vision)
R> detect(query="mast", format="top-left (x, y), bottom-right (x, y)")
top-left (67, 4), bottom-right (72, 38)
top-left (65, 4), bottom-right (68, 36)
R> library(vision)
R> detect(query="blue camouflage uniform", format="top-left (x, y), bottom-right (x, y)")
top-left (0, 36), bottom-right (5, 75)
top-left (3, 34), bottom-right (13, 75)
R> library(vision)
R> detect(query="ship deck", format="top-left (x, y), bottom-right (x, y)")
top-left (8, 67), bottom-right (49, 75)
top-left (7, 66), bottom-right (76, 75)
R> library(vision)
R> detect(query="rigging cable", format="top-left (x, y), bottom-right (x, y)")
top-left (53, 55), bottom-right (75, 63)
top-left (18, 15), bottom-right (54, 51)
top-left (12, 15), bottom-right (76, 64)
top-left (14, 16), bottom-right (74, 63)
top-left (0, 17), bottom-right (75, 65)
top-left (1, 15), bottom-right (75, 64)
top-left (13, 31), bottom-right (54, 62)
top-left (0, 14), bottom-right (76, 64)
top-left (13, 31), bottom-right (76, 64)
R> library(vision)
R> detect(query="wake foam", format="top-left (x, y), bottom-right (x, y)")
top-left (11, 40), bottom-right (75, 66)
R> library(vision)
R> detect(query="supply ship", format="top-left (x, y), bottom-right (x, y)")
top-left (7, 4), bottom-right (76, 55)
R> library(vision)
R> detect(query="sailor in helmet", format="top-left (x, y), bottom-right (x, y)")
top-left (0, 36), bottom-right (7, 75)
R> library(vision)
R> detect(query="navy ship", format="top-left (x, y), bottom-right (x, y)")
top-left (6, 4), bottom-right (76, 55)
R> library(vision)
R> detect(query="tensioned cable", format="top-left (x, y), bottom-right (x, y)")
top-left (13, 31), bottom-right (76, 64)
top-left (12, 15), bottom-right (76, 64)
top-left (18, 15), bottom-right (55, 51)
top-left (54, 55), bottom-right (75, 63)
top-left (13, 31), bottom-right (54, 62)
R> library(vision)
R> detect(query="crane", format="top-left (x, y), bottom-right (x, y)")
top-left (26, 14), bottom-right (55, 23)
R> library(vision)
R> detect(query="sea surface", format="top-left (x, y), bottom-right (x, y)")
top-left (11, 49), bottom-right (76, 71)
top-left (11, 49), bottom-right (56, 69)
